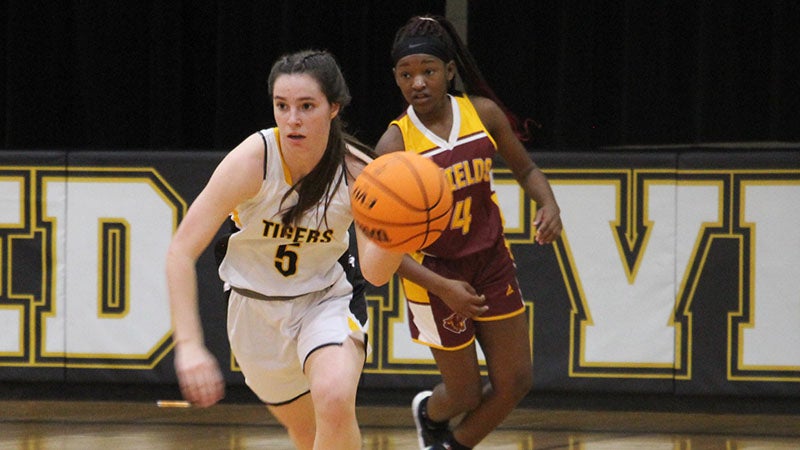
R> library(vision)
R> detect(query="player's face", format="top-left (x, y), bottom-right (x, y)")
top-left (272, 73), bottom-right (340, 158)
top-left (394, 54), bottom-right (455, 116)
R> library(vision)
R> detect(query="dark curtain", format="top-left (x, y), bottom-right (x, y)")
top-left (469, 1), bottom-right (800, 149)
top-left (1, 0), bottom-right (444, 151)
top-left (2, 1), bottom-right (798, 151)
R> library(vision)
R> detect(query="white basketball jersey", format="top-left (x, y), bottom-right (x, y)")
top-left (217, 128), bottom-right (357, 297)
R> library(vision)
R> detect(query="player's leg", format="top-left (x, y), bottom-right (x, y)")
top-left (403, 257), bottom-right (485, 447)
top-left (267, 394), bottom-right (316, 450)
top-left (227, 292), bottom-right (319, 449)
top-left (426, 344), bottom-right (484, 421)
top-left (410, 343), bottom-right (483, 449)
top-left (451, 313), bottom-right (533, 447)
top-left (304, 336), bottom-right (366, 449)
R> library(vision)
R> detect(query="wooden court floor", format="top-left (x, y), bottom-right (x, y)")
top-left (1, 399), bottom-right (799, 449)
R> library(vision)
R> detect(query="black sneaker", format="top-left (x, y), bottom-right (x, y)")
top-left (412, 391), bottom-right (450, 449)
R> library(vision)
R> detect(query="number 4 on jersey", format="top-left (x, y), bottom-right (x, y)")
top-left (450, 197), bottom-right (472, 235)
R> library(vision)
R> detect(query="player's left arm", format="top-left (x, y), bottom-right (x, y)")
top-left (472, 96), bottom-right (563, 245)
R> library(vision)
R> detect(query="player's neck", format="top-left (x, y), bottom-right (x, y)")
top-left (414, 99), bottom-right (453, 141)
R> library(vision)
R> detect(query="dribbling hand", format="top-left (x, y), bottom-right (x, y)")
top-left (174, 341), bottom-right (225, 408)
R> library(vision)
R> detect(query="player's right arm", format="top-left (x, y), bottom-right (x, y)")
top-left (396, 260), bottom-right (488, 319)
top-left (165, 132), bottom-right (264, 407)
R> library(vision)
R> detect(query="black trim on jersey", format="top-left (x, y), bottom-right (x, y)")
top-left (300, 338), bottom-right (369, 372)
top-left (213, 217), bottom-right (239, 267)
top-left (266, 389), bottom-right (311, 406)
top-left (231, 286), bottom-right (315, 301)
top-left (302, 342), bottom-right (344, 371)
top-left (259, 130), bottom-right (269, 180)
top-left (297, 248), bottom-right (369, 372)
top-left (339, 235), bottom-right (368, 326)
top-left (300, 339), bottom-right (369, 374)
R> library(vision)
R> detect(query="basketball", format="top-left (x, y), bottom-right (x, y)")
top-left (351, 151), bottom-right (453, 253)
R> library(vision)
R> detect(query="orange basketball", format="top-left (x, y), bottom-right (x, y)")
top-left (351, 151), bottom-right (453, 253)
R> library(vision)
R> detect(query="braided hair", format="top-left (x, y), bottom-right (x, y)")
top-left (391, 15), bottom-right (538, 141)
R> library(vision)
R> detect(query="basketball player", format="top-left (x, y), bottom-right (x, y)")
top-left (166, 50), bottom-right (402, 450)
top-left (375, 15), bottom-right (563, 450)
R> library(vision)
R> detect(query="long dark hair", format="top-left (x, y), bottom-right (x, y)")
top-left (267, 50), bottom-right (373, 226)
top-left (391, 15), bottom-right (538, 141)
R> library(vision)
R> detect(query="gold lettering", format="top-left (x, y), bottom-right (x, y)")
top-left (472, 159), bottom-right (484, 183)
top-left (453, 162), bottom-right (466, 189)
top-left (463, 160), bottom-right (476, 186)
top-left (444, 167), bottom-right (457, 191)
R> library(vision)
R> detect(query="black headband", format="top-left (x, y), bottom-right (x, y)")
top-left (391, 36), bottom-right (453, 65)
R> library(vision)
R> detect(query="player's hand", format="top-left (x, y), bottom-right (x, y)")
top-left (437, 278), bottom-right (488, 319)
top-left (174, 341), bottom-right (225, 408)
top-left (533, 203), bottom-right (563, 245)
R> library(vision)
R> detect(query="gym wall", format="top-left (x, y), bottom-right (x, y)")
top-left (2, 146), bottom-right (798, 400)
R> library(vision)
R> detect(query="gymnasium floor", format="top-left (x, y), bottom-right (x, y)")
top-left (1, 398), bottom-right (799, 449)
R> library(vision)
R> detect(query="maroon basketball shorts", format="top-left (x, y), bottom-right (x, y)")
top-left (402, 236), bottom-right (525, 350)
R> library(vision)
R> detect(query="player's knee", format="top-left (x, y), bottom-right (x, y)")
top-left (494, 365), bottom-right (533, 403)
top-left (514, 366), bottom-right (534, 399)
top-left (312, 380), bottom-right (356, 420)
top-left (450, 383), bottom-right (483, 412)
top-left (512, 366), bottom-right (534, 400)
top-left (462, 392), bottom-right (483, 412)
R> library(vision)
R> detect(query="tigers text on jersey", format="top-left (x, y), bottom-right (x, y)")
top-left (217, 128), bottom-right (355, 297)
top-left (390, 94), bottom-right (505, 259)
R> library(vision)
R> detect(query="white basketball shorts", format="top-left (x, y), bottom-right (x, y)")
top-left (226, 275), bottom-right (369, 405)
